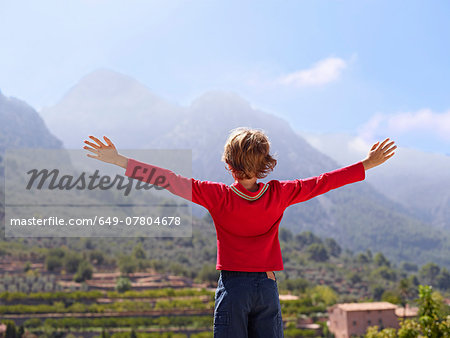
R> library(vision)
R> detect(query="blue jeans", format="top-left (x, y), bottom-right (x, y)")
top-left (213, 270), bottom-right (284, 338)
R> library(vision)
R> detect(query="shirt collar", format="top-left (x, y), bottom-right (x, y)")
top-left (230, 181), bottom-right (269, 201)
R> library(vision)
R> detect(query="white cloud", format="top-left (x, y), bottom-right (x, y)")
top-left (348, 136), bottom-right (372, 155)
top-left (358, 109), bottom-right (450, 143)
top-left (277, 57), bottom-right (347, 87)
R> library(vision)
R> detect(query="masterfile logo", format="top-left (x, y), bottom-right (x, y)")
top-left (5, 148), bottom-right (192, 238)
top-left (25, 166), bottom-right (170, 197)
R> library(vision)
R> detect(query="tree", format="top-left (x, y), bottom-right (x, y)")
top-left (416, 285), bottom-right (448, 337)
top-left (279, 277), bottom-right (310, 293)
top-left (89, 250), bottom-right (105, 265)
top-left (310, 285), bottom-right (337, 306)
top-left (279, 227), bottom-right (293, 243)
top-left (48, 247), bottom-right (65, 258)
top-left (397, 278), bottom-right (415, 320)
top-left (366, 249), bottom-right (373, 262)
top-left (374, 252), bottom-right (391, 267)
top-left (118, 255), bottom-right (137, 276)
top-left (83, 238), bottom-right (94, 250)
top-left (295, 231), bottom-right (321, 250)
top-left (73, 260), bottom-right (93, 282)
top-left (357, 253), bottom-right (370, 264)
top-left (45, 255), bottom-right (62, 271)
top-left (366, 285), bottom-right (450, 337)
top-left (381, 289), bottom-right (402, 305)
top-left (419, 263), bottom-right (440, 286)
top-left (324, 238), bottom-right (342, 257)
top-left (149, 259), bottom-right (166, 272)
top-left (365, 326), bottom-right (397, 337)
top-left (371, 266), bottom-right (397, 282)
top-left (64, 252), bottom-right (83, 274)
top-left (401, 262), bottom-right (418, 272)
top-left (132, 243), bottom-right (146, 259)
top-left (408, 275), bottom-right (420, 287)
top-left (436, 268), bottom-right (450, 291)
top-left (198, 264), bottom-right (219, 285)
top-left (115, 276), bottom-right (132, 293)
top-left (347, 272), bottom-right (362, 284)
top-left (371, 285), bottom-right (385, 301)
top-left (23, 261), bottom-right (31, 272)
top-left (306, 243), bottom-right (329, 262)
top-left (168, 262), bottom-right (187, 276)
top-left (397, 319), bottom-right (421, 337)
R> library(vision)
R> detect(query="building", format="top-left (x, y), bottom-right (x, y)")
top-left (328, 302), bottom-right (399, 338)
top-left (395, 304), bottom-right (419, 319)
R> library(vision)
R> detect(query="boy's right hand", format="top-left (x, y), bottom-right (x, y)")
top-left (362, 138), bottom-right (397, 170)
top-left (83, 135), bottom-right (128, 168)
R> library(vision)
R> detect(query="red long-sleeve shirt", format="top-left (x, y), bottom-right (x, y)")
top-left (124, 158), bottom-right (366, 271)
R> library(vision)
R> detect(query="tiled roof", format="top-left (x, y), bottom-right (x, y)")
top-left (335, 302), bottom-right (398, 311)
top-left (395, 306), bottom-right (419, 317)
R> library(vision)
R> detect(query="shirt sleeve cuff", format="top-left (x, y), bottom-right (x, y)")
top-left (124, 158), bottom-right (140, 178)
top-left (353, 161), bottom-right (366, 181)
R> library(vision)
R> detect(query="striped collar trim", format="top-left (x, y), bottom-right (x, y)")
top-left (230, 183), bottom-right (269, 201)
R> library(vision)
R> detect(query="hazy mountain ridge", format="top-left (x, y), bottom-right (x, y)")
top-left (1, 69), bottom-right (449, 267)
top-left (40, 68), bottom-right (185, 150)
top-left (0, 90), bottom-right (65, 232)
top-left (0, 91), bottom-right (63, 154)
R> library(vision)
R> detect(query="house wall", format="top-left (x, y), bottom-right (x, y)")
top-left (329, 307), bottom-right (399, 338)
top-left (346, 309), bottom-right (399, 336)
top-left (329, 307), bottom-right (348, 338)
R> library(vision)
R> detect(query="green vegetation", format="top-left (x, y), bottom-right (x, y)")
top-left (74, 259), bottom-right (94, 282)
top-left (0, 298), bottom-right (213, 314)
top-left (1, 220), bottom-right (449, 301)
top-left (0, 217), bottom-right (449, 336)
top-left (30, 315), bottom-right (212, 329)
top-left (365, 285), bottom-right (450, 337)
top-left (116, 276), bottom-right (132, 293)
top-left (0, 288), bottom-right (212, 302)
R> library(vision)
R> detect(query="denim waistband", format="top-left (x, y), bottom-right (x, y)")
top-left (220, 270), bottom-right (273, 277)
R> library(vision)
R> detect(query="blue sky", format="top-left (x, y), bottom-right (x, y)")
top-left (1, 0), bottom-right (449, 154)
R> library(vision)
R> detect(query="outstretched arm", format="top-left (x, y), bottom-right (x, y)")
top-left (361, 138), bottom-right (396, 170)
top-left (83, 135), bottom-right (190, 198)
top-left (282, 138), bottom-right (397, 206)
top-left (83, 135), bottom-right (225, 210)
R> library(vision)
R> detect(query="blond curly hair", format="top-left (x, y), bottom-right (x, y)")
top-left (222, 127), bottom-right (277, 180)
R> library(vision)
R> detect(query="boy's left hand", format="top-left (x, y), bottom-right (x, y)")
top-left (362, 138), bottom-right (397, 170)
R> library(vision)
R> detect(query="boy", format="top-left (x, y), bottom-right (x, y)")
top-left (83, 128), bottom-right (396, 338)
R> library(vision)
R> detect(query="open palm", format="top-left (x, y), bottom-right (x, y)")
top-left (362, 138), bottom-right (397, 170)
top-left (83, 135), bottom-right (119, 165)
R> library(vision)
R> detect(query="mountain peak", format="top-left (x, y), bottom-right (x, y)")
top-left (79, 68), bottom-right (141, 87)
top-left (191, 90), bottom-right (251, 109)
top-left (59, 68), bottom-right (160, 105)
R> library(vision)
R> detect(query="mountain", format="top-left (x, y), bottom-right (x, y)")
top-left (0, 90), bottom-right (65, 229)
top-left (39, 68), bottom-right (184, 150)
top-left (0, 90), bottom-right (63, 154)
top-left (37, 69), bottom-right (450, 267)
top-left (301, 132), bottom-right (450, 231)
top-left (0, 88), bottom-right (64, 184)
top-left (0, 87), bottom-right (184, 239)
